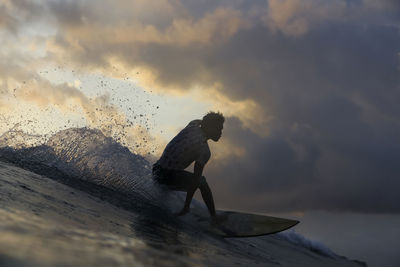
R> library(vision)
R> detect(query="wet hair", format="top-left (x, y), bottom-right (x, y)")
top-left (201, 111), bottom-right (225, 129)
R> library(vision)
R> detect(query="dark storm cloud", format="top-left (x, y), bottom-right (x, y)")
top-left (202, 22), bottom-right (400, 213)
top-left (120, 22), bottom-right (400, 212)
top-left (47, 1), bottom-right (88, 27)
top-left (31, 0), bottom-right (400, 212)
top-left (206, 112), bottom-right (400, 213)
top-left (202, 20), bottom-right (400, 212)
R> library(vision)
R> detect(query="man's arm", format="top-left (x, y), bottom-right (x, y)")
top-left (176, 161), bottom-right (205, 216)
top-left (178, 161), bottom-right (217, 218)
top-left (193, 160), bottom-right (205, 178)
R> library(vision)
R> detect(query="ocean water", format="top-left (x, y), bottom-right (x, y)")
top-left (0, 128), bottom-right (366, 266)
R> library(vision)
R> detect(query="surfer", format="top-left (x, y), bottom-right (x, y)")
top-left (152, 111), bottom-right (224, 219)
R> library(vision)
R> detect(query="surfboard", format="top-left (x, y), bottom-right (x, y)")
top-left (192, 210), bottom-right (299, 238)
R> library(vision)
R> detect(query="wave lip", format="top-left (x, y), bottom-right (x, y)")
top-left (0, 127), bottom-right (156, 199)
top-left (278, 230), bottom-right (338, 258)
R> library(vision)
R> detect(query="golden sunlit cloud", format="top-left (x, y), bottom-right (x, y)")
top-left (190, 85), bottom-right (273, 136)
top-left (264, 0), bottom-right (348, 36)
top-left (0, 70), bottom-right (159, 155)
top-left (209, 137), bottom-right (247, 162)
top-left (97, 58), bottom-right (272, 137)
top-left (49, 7), bottom-right (247, 48)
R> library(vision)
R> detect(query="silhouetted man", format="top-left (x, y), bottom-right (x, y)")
top-left (152, 111), bottom-right (224, 218)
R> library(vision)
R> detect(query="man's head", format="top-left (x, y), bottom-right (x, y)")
top-left (201, 111), bottom-right (225, 141)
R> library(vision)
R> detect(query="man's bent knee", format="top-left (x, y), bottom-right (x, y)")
top-left (191, 175), bottom-right (207, 189)
top-left (198, 176), bottom-right (208, 189)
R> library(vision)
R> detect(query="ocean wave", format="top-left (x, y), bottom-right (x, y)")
top-left (277, 230), bottom-right (338, 258)
top-left (0, 128), bottom-right (367, 266)
top-left (0, 127), bottom-right (159, 201)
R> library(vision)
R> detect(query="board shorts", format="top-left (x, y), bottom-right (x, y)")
top-left (152, 162), bottom-right (207, 192)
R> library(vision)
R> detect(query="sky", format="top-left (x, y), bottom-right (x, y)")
top-left (1, 0), bottom-right (400, 266)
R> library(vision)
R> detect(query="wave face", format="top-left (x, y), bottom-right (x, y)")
top-left (0, 128), bottom-right (366, 266)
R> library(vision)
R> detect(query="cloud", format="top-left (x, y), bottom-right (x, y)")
top-left (200, 21), bottom-right (400, 212)
top-left (264, 0), bottom-right (348, 36)
top-left (264, 0), bottom-right (400, 36)
top-left (0, 0), bottom-right (165, 155)
top-left (206, 113), bottom-right (400, 213)
top-left (0, 0), bottom-right (48, 34)
top-left (47, 1), bottom-right (247, 47)
top-left (42, 0), bottom-right (400, 133)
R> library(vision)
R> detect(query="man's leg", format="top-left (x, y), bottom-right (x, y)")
top-left (175, 185), bottom-right (197, 216)
top-left (164, 170), bottom-right (203, 215)
top-left (199, 180), bottom-right (216, 217)
top-left (154, 169), bottom-right (217, 217)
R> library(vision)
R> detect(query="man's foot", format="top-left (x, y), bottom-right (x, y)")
top-left (211, 214), bottom-right (225, 225)
top-left (174, 208), bottom-right (190, 216)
